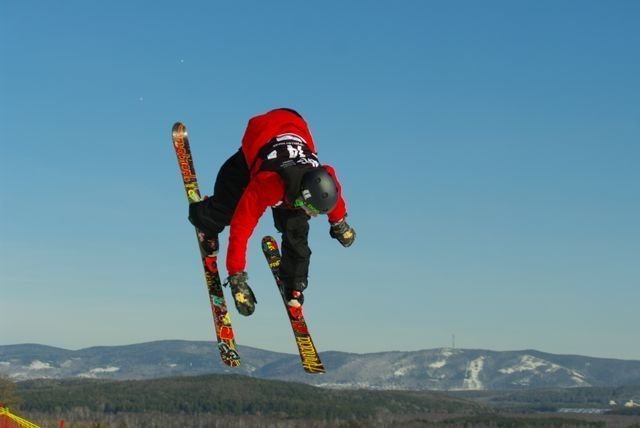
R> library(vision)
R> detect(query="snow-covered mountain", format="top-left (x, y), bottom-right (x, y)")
top-left (1, 340), bottom-right (639, 390)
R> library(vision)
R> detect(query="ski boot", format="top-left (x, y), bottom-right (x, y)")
top-left (284, 280), bottom-right (307, 320)
top-left (197, 231), bottom-right (219, 257)
top-left (226, 272), bottom-right (257, 316)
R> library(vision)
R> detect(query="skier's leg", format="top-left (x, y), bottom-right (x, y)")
top-left (212, 148), bottom-right (250, 222)
top-left (273, 208), bottom-right (311, 305)
top-left (189, 149), bottom-right (249, 237)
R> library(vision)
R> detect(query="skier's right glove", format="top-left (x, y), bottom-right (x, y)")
top-left (225, 271), bottom-right (257, 316)
top-left (330, 218), bottom-right (356, 247)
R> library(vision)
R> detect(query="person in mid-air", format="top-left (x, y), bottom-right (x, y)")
top-left (188, 108), bottom-right (356, 318)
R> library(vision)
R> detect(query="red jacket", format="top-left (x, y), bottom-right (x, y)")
top-left (227, 109), bottom-right (347, 274)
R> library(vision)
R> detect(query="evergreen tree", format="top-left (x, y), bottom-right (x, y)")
top-left (0, 375), bottom-right (21, 410)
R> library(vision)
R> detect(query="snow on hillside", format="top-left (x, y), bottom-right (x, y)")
top-left (2, 341), bottom-right (640, 390)
top-left (78, 366), bottom-right (120, 378)
top-left (462, 356), bottom-right (485, 390)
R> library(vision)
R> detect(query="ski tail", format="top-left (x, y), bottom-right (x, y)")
top-left (261, 236), bottom-right (325, 374)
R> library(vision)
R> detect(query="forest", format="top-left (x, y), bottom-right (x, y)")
top-left (3, 374), bottom-right (640, 427)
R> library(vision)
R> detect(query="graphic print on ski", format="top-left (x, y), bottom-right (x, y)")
top-left (261, 236), bottom-right (325, 374)
top-left (171, 122), bottom-right (240, 367)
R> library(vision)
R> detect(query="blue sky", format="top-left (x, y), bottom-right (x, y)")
top-left (1, 1), bottom-right (639, 360)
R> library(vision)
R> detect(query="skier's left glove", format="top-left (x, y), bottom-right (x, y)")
top-left (330, 218), bottom-right (356, 247)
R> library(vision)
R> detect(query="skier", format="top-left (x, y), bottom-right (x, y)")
top-left (188, 108), bottom-right (356, 317)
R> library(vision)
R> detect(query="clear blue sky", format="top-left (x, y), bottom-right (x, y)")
top-left (1, 1), bottom-right (639, 360)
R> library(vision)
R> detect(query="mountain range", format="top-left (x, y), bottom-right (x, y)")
top-left (2, 340), bottom-right (640, 390)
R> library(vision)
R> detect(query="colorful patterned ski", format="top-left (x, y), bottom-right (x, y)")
top-left (171, 122), bottom-right (240, 367)
top-left (261, 236), bottom-right (325, 374)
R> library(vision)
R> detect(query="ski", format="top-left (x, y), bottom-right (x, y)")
top-left (261, 236), bottom-right (325, 374)
top-left (171, 122), bottom-right (240, 367)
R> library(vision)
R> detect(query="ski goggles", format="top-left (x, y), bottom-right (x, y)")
top-left (294, 198), bottom-right (320, 217)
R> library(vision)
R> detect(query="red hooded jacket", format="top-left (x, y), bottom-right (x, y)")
top-left (227, 109), bottom-right (347, 275)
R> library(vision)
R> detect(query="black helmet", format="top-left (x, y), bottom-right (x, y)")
top-left (299, 168), bottom-right (339, 214)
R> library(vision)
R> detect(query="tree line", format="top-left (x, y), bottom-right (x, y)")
top-left (3, 374), bottom-right (640, 427)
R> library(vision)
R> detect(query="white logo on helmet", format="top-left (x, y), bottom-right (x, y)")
top-left (302, 189), bottom-right (312, 200)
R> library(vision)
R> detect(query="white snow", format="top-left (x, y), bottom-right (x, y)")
top-left (9, 372), bottom-right (26, 380)
top-left (570, 371), bottom-right (590, 386)
top-left (499, 355), bottom-right (589, 386)
top-left (571, 377), bottom-right (589, 386)
top-left (60, 359), bottom-right (75, 368)
top-left (28, 360), bottom-right (53, 370)
top-left (441, 349), bottom-right (455, 358)
top-left (499, 355), bottom-right (557, 374)
top-left (462, 357), bottom-right (485, 390)
top-left (570, 370), bottom-right (586, 379)
top-left (429, 359), bottom-right (447, 369)
top-left (514, 378), bottom-right (531, 386)
top-left (393, 364), bottom-right (415, 376)
top-left (316, 382), bottom-right (377, 390)
top-left (92, 366), bottom-right (119, 373)
top-left (78, 366), bottom-right (120, 378)
top-left (429, 348), bottom-right (454, 369)
top-left (625, 400), bottom-right (640, 408)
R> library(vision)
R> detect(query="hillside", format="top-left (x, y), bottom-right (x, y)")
top-left (3, 340), bottom-right (640, 390)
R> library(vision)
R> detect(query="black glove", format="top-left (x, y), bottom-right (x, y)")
top-left (330, 218), bottom-right (356, 247)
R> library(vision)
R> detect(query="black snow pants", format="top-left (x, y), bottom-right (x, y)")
top-left (272, 208), bottom-right (311, 292)
top-left (192, 149), bottom-right (250, 236)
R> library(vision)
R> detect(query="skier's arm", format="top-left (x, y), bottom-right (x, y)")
top-left (322, 165), bottom-right (347, 223)
top-left (323, 165), bottom-right (356, 247)
top-left (227, 172), bottom-right (283, 274)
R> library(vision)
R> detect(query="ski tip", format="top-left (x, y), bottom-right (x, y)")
top-left (261, 235), bottom-right (277, 246)
top-left (172, 122), bottom-right (188, 139)
top-left (261, 236), bottom-right (279, 252)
